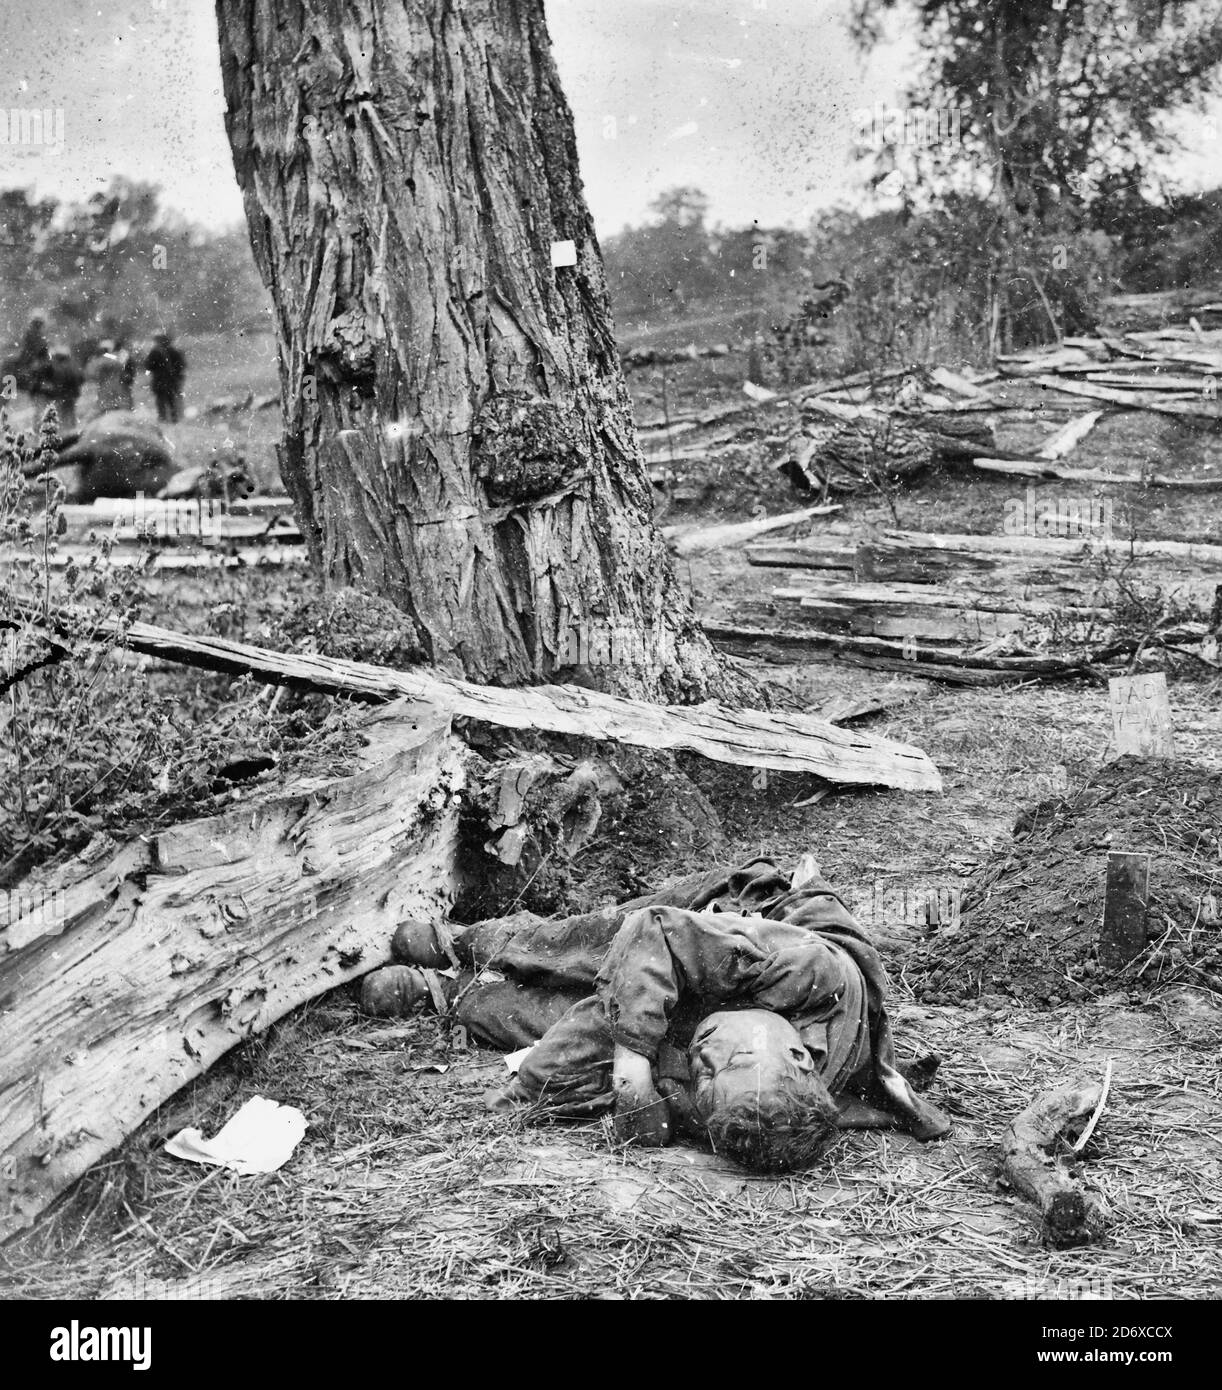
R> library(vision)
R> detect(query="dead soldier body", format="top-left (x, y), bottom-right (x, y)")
top-left (443, 859), bottom-right (951, 1171)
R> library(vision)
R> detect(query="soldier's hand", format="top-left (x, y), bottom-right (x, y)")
top-left (611, 1045), bottom-right (671, 1147)
top-left (613, 1080), bottom-right (672, 1147)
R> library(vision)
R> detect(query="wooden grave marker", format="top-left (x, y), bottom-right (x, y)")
top-left (1099, 851), bottom-right (1151, 969)
top-left (1108, 673), bottom-right (1175, 758)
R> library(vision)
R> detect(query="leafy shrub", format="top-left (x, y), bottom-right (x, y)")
top-left (0, 408), bottom-right (362, 887)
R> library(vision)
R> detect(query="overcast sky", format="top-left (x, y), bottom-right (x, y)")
top-left (1, 0), bottom-right (1219, 237)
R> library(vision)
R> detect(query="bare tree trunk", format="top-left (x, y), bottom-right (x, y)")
top-left (214, 0), bottom-right (731, 701)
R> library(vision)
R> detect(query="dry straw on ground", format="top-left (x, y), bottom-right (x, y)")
top-left (2, 650), bottom-right (1219, 1300)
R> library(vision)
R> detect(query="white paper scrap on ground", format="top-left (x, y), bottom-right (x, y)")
top-left (504, 1045), bottom-right (535, 1076)
top-left (164, 1096), bottom-right (307, 1175)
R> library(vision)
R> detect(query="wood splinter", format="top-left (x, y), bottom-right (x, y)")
top-left (1001, 1075), bottom-right (1111, 1247)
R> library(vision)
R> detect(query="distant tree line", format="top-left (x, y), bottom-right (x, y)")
top-left (602, 187), bottom-right (816, 321)
top-left (602, 178), bottom-right (1222, 366)
top-left (0, 178), bottom-right (271, 357)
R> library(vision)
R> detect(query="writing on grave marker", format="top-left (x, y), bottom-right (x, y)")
top-left (1107, 673), bottom-right (1174, 759)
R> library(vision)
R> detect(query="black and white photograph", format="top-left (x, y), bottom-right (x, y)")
top-left (0, 0), bottom-right (1220, 1325)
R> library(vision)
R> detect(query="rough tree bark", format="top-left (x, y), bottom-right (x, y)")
top-left (215, 0), bottom-right (730, 701)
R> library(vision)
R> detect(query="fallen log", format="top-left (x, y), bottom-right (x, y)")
top-left (0, 699), bottom-right (468, 1240)
top-left (20, 609), bottom-right (942, 793)
top-left (1001, 1077), bottom-right (1110, 1247)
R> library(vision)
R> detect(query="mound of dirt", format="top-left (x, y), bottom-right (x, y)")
top-left (908, 757), bottom-right (1221, 1007)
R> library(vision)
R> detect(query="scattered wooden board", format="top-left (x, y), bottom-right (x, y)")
top-left (22, 610), bottom-right (943, 793)
top-left (662, 505), bottom-right (840, 557)
top-left (1032, 374), bottom-right (1222, 425)
top-left (966, 457), bottom-right (1222, 490)
top-left (1037, 411), bottom-right (1103, 460)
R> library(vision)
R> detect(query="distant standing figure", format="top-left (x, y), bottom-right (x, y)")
top-left (18, 314), bottom-right (53, 415)
top-left (87, 340), bottom-right (134, 414)
top-left (144, 331), bottom-right (187, 423)
top-left (18, 315), bottom-right (49, 365)
top-left (39, 348), bottom-right (86, 430)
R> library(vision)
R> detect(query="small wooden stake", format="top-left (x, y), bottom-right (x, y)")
top-left (1108, 673), bottom-right (1175, 758)
top-left (1099, 851), bottom-right (1150, 969)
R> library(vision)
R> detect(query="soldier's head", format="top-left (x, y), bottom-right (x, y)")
top-left (684, 1009), bottom-right (838, 1172)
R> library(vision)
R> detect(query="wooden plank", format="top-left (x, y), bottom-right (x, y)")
top-left (1037, 411), bottom-right (1103, 459)
top-left (794, 596), bottom-right (1020, 643)
top-left (746, 540), bottom-right (858, 571)
top-left (0, 700), bottom-right (468, 1240)
top-left (882, 530), bottom-right (1222, 566)
top-left (929, 367), bottom-right (992, 399)
top-left (966, 456), bottom-right (1222, 490)
top-left (662, 505), bottom-right (840, 557)
top-left (1032, 374), bottom-right (1222, 425)
top-left (60, 497), bottom-right (293, 520)
top-left (1099, 851), bottom-right (1151, 971)
top-left (700, 618), bottom-right (1087, 675)
top-left (22, 609), bottom-right (943, 793)
top-left (772, 579), bottom-right (1105, 618)
top-left (833, 653), bottom-right (1020, 686)
top-left (1081, 374), bottom-right (1207, 392)
top-left (1108, 673), bottom-right (1175, 758)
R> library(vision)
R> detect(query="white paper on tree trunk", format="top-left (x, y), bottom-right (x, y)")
top-left (164, 1095), bottom-right (307, 1175)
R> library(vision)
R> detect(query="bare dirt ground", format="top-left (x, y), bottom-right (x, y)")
top-left (2, 342), bottom-right (1220, 1300)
